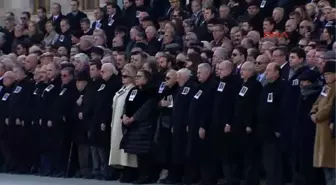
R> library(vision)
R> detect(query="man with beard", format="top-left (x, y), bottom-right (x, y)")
top-left (8, 65), bottom-right (35, 173)
top-left (186, 63), bottom-right (216, 185)
top-left (0, 71), bottom-right (16, 172)
top-left (257, 62), bottom-right (286, 185)
top-left (157, 54), bottom-right (175, 92)
top-left (171, 68), bottom-right (195, 184)
top-left (209, 60), bottom-right (242, 185)
top-left (233, 61), bottom-right (262, 185)
top-left (89, 63), bottom-right (122, 180)
top-left (154, 70), bottom-right (179, 184)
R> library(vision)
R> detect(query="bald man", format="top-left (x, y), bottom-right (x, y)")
top-left (186, 63), bottom-right (217, 185)
top-left (90, 62), bottom-right (122, 180)
top-left (234, 61), bottom-right (263, 185)
top-left (209, 60), bottom-right (242, 184)
top-left (257, 62), bottom-right (285, 185)
top-left (24, 54), bottom-right (39, 78)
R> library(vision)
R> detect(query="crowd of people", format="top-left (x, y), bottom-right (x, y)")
top-left (0, 0), bottom-right (335, 184)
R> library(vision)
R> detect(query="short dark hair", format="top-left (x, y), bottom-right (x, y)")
top-left (90, 60), bottom-right (102, 70)
top-left (264, 17), bottom-right (276, 25)
top-left (61, 67), bottom-right (75, 77)
top-left (71, 0), bottom-right (80, 5)
top-left (22, 11), bottom-right (31, 19)
top-left (106, 2), bottom-right (118, 8)
top-left (290, 47), bottom-right (306, 59)
top-left (38, 7), bottom-right (47, 13)
top-left (234, 45), bottom-right (247, 60)
top-left (138, 69), bottom-right (152, 82)
top-left (274, 46), bottom-right (288, 56)
top-left (80, 18), bottom-right (90, 25)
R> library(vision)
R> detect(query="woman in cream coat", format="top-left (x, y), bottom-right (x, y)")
top-left (109, 64), bottom-right (138, 182)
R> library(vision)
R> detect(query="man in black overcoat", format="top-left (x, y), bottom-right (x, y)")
top-left (154, 70), bottom-right (179, 184)
top-left (186, 63), bottom-right (216, 185)
top-left (295, 70), bottom-right (324, 185)
top-left (89, 63), bottom-right (121, 180)
top-left (0, 71), bottom-right (16, 172)
top-left (8, 66), bottom-right (35, 174)
top-left (48, 67), bottom-right (79, 177)
top-left (209, 61), bottom-right (242, 185)
top-left (73, 71), bottom-right (92, 179)
top-left (233, 61), bottom-right (262, 185)
top-left (29, 66), bottom-right (48, 174)
top-left (171, 68), bottom-right (195, 184)
top-left (39, 63), bottom-right (62, 176)
top-left (256, 62), bottom-right (286, 185)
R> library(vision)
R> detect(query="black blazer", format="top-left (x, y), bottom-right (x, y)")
top-left (48, 14), bottom-right (67, 34)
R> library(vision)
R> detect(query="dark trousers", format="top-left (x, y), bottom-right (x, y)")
top-left (77, 144), bottom-right (91, 177)
top-left (237, 133), bottom-right (260, 185)
top-left (262, 141), bottom-right (283, 185)
top-left (91, 146), bottom-right (110, 178)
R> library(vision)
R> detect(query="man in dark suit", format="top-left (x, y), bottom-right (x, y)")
top-left (37, 7), bottom-right (48, 35)
top-left (91, 7), bottom-right (106, 30)
top-left (49, 3), bottom-right (66, 34)
top-left (272, 46), bottom-right (290, 81)
top-left (66, 0), bottom-right (87, 39)
top-left (104, 2), bottom-right (121, 48)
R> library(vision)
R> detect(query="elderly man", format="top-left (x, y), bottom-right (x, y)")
top-left (186, 63), bottom-right (216, 185)
top-left (39, 62), bottom-right (62, 176)
top-left (155, 70), bottom-right (179, 184)
top-left (171, 68), bottom-right (195, 184)
top-left (212, 47), bottom-right (228, 67)
top-left (48, 67), bottom-right (78, 178)
top-left (0, 71), bottom-right (16, 172)
top-left (73, 53), bottom-right (90, 75)
top-left (210, 60), bottom-right (242, 185)
top-left (310, 61), bottom-right (336, 185)
top-left (89, 63), bottom-right (122, 180)
top-left (234, 61), bottom-right (262, 185)
top-left (255, 54), bottom-right (271, 86)
top-left (9, 65), bottom-right (35, 173)
top-left (24, 54), bottom-right (39, 79)
top-left (257, 62), bottom-right (286, 185)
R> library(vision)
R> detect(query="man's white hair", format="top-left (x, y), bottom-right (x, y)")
top-left (177, 68), bottom-right (192, 78)
top-left (74, 53), bottom-right (90, 65)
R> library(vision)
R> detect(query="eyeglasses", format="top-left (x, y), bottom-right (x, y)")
top-left (255, 61), bottom-right (266, 65)
top-left (122, 75), bottom-right (131, 78)
top-left (20, 17), bottom-right (27, 20)
top-left (299, 44), bottom-right (306, 48)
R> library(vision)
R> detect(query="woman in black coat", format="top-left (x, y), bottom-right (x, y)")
top-left (120, 70), bottom-right (158, 184)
